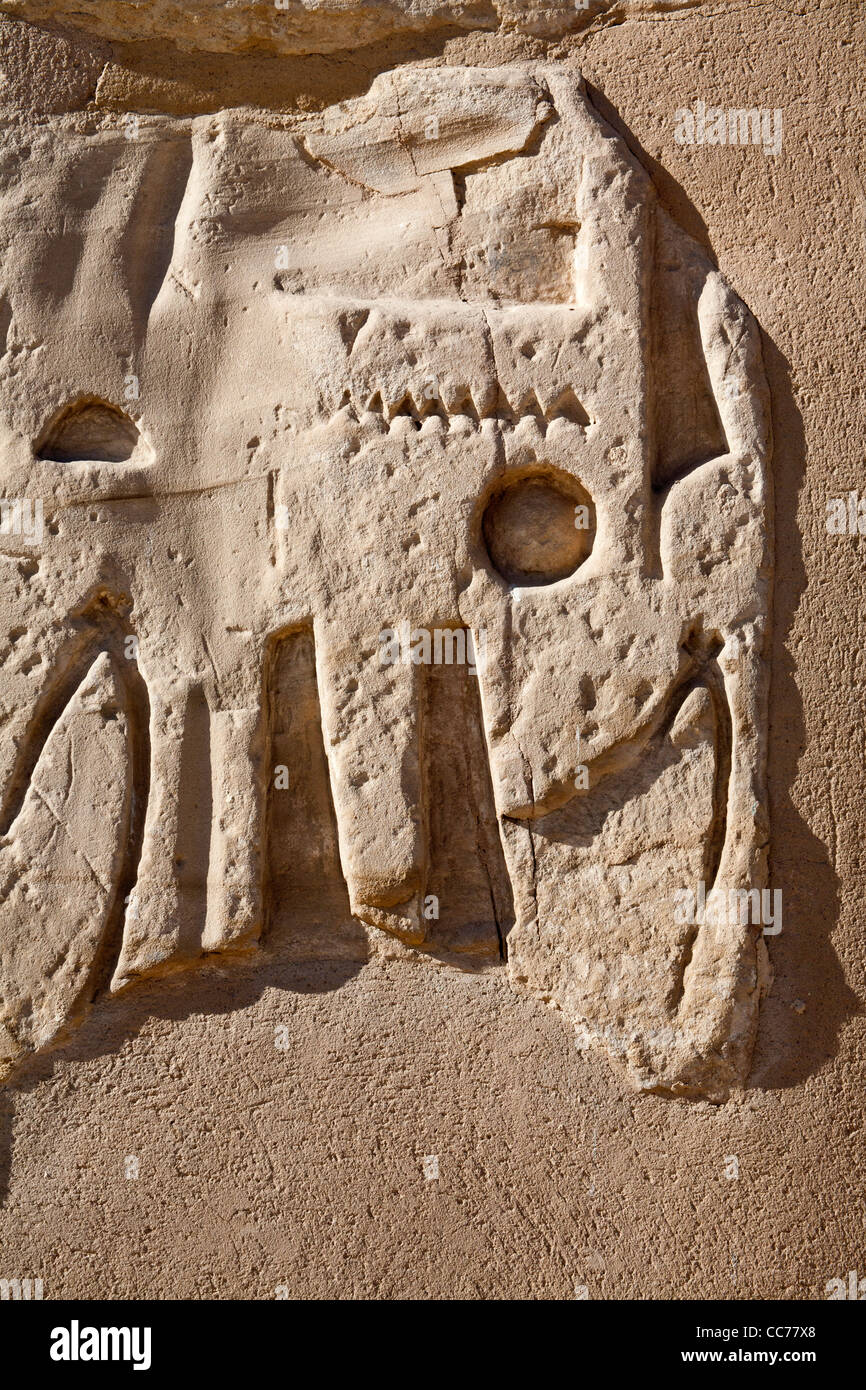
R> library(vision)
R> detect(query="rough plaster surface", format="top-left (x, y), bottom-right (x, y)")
top-left (0, 0), bottom-right (863, 1300)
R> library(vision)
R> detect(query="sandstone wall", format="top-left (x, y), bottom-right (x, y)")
top-left (0, 0), bottom-right (862, 1300)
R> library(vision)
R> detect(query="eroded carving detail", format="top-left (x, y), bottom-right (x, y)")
top-left (0, 66), bottom-right (772, 1099)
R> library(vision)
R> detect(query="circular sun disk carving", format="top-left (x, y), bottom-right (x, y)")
top-left (482, 470), bottom-right (595, 585)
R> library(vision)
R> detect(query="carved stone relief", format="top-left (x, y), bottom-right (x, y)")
top-left (0, 64), bottom-right (772, 1100)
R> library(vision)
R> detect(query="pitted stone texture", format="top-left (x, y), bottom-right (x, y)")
top-left (0, 2), bottom-right (704, 58)
top-left (0, 64), bottom-right (771, 1098)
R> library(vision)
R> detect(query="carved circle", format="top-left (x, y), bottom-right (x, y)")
top-left (481, 468), bottom-right (595, 585)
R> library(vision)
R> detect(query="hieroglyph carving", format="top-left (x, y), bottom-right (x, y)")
top-left (0, 67), bottom-right (772, 1098)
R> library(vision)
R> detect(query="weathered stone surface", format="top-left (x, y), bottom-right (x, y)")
top-left (0, 1), bottom-right (702, 57)
top-left (0, 0), bottom-right (860, 1306)
top-left (0, 58), bottom-right (771, 1100)
top-left (0, 653), bottom-right (131, 1070)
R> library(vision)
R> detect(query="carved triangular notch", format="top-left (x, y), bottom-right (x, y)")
top-left (546, 388), bottom-right (590, 427)
top-left (35, 398), bottom-right (151, 465)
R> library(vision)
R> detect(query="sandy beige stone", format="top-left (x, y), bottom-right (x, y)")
top-left (0, 0), bottom-right (861, 1303)
top-left (0, 59), bottom-right (771, 1101)
top-left (0, 2), bottom-right (703, 57)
